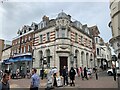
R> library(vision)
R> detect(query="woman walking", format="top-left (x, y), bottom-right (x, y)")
top-left (80, 67), bottom-right (84, 80)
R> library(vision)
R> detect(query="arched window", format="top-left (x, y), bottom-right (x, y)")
top-left (86, 53), bottom-right (89, 68)
top-left (75, 50), bottom-right (79, 68)
top-left (46, 49), bottom-right (50, 68)
top-left (81, 51), bottom-right (84, 67)
top-left (97, 48), bottom-right (99, 55)
top-left (39, 51), bottom-right (43, 68)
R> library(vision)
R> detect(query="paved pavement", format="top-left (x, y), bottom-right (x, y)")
top-left (9, 70), bottom-right (118, 89)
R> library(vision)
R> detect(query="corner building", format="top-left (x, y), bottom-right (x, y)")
top-left (33, 12), bottom-right (94, 73)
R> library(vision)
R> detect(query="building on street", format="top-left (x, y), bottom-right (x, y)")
top-left (89, 26), bottom-right (112, 69)
top-left (109, 0), bottom-right (120, 60)
top-left (0, 39), bottom-right (12, 70)
top-left (1, 46), bottom-right (12, 71)
top-left (33, 12), bottom-right (95, 74)
top-left (9, 24), bottom-right (37, 74)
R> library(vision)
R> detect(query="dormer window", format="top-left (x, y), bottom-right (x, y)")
top-left (85, 28), bottom-right (90, 34)
top-left (35, 25), bottom-right (38, 30)
top-left (20, 32), bottom-right (22, 35)
top-left (24, 30), bottom-right (26, 33)
top-left (29, 28), bottom-right (32, 31)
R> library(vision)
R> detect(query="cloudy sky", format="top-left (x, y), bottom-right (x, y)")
top-left (0, 0), bottom-right (111, 43)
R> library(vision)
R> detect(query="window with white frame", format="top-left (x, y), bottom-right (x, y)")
top-left (29, 36), bottom-right (31, 41)
top-left (24, 46), bottom-right (26, 53)
top-left (61, 28), bottom-right (65, 37)
top-left (56, 30), bottom-right (59, 38)
top-left (47, 32), bottom-right (50, 41)
top-left (81, 36), bottom-right (83, 44)
top-left (28, 45), bottom-right (31, 52)
top-left (75, 33), bottom-right (78, 42)
top-left (40, 35), bottom-right (43, 43)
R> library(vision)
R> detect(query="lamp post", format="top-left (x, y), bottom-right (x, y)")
top-left (90, 59), bottom-right (93, 68)
top-left (46, 56), bottom-right (52, 68)
top-left (117, 53), bottom-right (120, 90)
top-left (74, 55), bottom-right (77, 68)
top-left (70, 53), bottom-right (74, 67)
top-left (40, 55), bottom-right (44, 69)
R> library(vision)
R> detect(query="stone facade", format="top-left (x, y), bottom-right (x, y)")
top-left (109, 0), bottom-right (120, 59)
top-left (0, 39), bottom-right (4, 61)
top-left (33, 12), bottom-right (94, 72)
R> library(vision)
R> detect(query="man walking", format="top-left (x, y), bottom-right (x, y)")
top-left (0, 73), bottom-right (10, 90)
top-left (69, 67), bottom-right (76, 86)
top-left (30, 68), bottom-right (40, 90)
top-left (62, 66), bottom-right (68, 86)
top-left (41, 68), bottom-right (44, 80)
top-left (84, 67), bottom-right (88, 80)
top-left (94, 66), bottom-right (98, 80)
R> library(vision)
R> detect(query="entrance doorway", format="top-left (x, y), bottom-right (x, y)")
top-left (59, 57), bottom-right (68, 75)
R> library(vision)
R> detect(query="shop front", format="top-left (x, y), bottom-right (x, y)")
top-left (2, 55), bottom-right (32, 75)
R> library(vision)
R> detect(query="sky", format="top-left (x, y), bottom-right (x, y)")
top-left (0, 0), bottom-right (112, 43)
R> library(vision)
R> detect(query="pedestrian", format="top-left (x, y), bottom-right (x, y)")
top-left (76, 67), bottom-right (80, 77)
top-left (53, 73), bottom-right (57, 87)
top-left (0, 73), bottom-right (10, 90)
top-left (46, 69), bottom-right (54, 89)
top-left (44, 69), bottom-right (47, 78)
top-left (80, 67), bottom-right (84, 80)
top-left (41, 68), bottom-right (44, 80)
top-left (66, 66), bottom-right (69, 85)
top-left (30, 68), bottom-right (40, 90)
top-left (112, 65), bottom-right (116, 81)
top-left (84, 67), bottom-right (88, 80)
top-left (87, 68), bottom-right (92, 79)
top-left (16, 68), bottom-right (20, 79)
top-left (69, 67), bottom-right (76, 86)
top-left (62, 66), bottom-right (68, 86)
top-left (94, 66), bottom-right (98, 80)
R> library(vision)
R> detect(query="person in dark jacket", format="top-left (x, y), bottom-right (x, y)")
top-left (62, 66), bottom-right (68, 86)
top-left (69, 67), bottom-right (76, 86)
top-left (84, 67), bottom-right (88, 80)
top-left (112, 65), bottom-right (116, 81)
top-left (0, 73), bottom-right (10, 90)
top-left (94, 66), bottom-right (98, 80)
top-left (41, 68), bottom-right (44, 80)
top-left (53, 73), bottom-right (57, 87)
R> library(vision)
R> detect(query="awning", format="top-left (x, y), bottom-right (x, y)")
top-left (3, 59), bottom-right (11, 64)
top-left (20, 56), bottom-right (32, 61)
top-left (9, 58), bottom-right (18, 62)
top-left (3, 55), bottom-right (32, 64)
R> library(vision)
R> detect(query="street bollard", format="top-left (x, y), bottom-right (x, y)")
top-left (117, 69), bottom-right (120, 90)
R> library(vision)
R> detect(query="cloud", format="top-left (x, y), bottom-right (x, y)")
top-left (8, 0), bottom-right (109, 2)
top-left (0, 4), bottom-right (7, 39)
top-left (1, 2), bottom-right (112, 43)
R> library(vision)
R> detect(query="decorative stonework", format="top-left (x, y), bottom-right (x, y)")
top-left (59, 45), bottom-right (68, 49)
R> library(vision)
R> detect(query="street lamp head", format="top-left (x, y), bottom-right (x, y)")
top-left (118, 53), bottom-right (120, 59)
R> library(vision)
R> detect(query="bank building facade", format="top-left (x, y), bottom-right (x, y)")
top-left (33, 12), bottom-right (95, 73)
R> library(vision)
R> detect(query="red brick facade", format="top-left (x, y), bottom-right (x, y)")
top-left (11, 32), bottom-right (34, 57)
